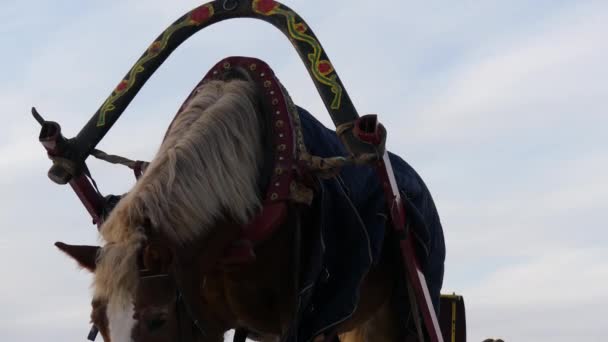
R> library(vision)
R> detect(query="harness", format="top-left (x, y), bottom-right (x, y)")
top-left (34, 1), bottom-right (445, 341)
top-left (138, 273), bottom-right (208, 342)
top-left (195, 57), bottom-right (310, 262)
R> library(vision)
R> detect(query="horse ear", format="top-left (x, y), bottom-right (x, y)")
top-left (143, 243), bottom-right (172, 274)
top-left (55, 241), bottom-right (100, 272)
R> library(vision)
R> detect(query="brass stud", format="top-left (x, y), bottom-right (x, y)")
top-left (270, 90), bottom-right (275, 95)
top-left (275, 182), bottom-right (280, 187)
top-left (249, 64), bottom-right (257, 71)
top-left (276, 110), bottom-right (281, 115)
top-left (275, 167), bottom-right (283, 175)
top-left (275, 120), bottom-right (284, 128)
top-left (264, 80), bottom-right (272, 88)
top-left (272, 98), bottom-right (279, 105)
top-left (270, 193), bottom-right (278, 200)
top-left (223, 62), bottom-right (231, 69)
top-left (277, 144), bottom-right (286, 151)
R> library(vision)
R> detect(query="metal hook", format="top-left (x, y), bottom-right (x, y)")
top-left (87, 325), bottom-right (99, 341)
top-left (31, 107), bottom-right (45, 126)
top-left (222, 0), bottom-right (238, 11)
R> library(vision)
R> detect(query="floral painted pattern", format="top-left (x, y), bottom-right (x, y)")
top-left (97, 4), bottom-right (215, 127)
top-left (252, 1), bottom-right (342, 109)
top-left (253, 0), bottom-right (280, 15)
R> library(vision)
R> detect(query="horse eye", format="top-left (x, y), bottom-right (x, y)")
top-left (146, 317), bottom-right (166, 331)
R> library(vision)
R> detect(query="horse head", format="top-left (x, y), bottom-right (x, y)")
top-left (56, 223), bottom-right (241, 342)
top-left (57, 240), bottom-right (185, 342)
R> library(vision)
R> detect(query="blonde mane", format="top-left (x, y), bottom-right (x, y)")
top-left (93, 79), bottom-right (264, 302)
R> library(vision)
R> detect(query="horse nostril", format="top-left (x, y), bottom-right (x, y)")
top-left (146, 317), bottom-right (167, 331)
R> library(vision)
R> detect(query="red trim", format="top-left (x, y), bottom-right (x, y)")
top-left (38, 120), bottom-right (105, 227)
top-left (69, 174), bottom-right (104, 226)
top-left (192, 57), bottom-right (300, 261)
top-left (242, 202), bottom-right (288, 242)
top-left (197, 57), bottom-right (298, 206)
top-left (355, 114), bottom-right (444, 342)
top-left (354, 115), bottom-right (383, 146)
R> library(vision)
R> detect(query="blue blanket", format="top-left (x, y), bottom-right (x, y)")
top-left (290, 107), bottom-right (446, 342)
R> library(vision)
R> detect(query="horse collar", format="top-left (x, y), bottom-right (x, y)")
top-left (195, 57), bottom-right (308, 263)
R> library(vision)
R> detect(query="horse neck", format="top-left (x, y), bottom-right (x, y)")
top-left (133, 80), bottom-right (267, 244)
top-left (197, 217), bottom-right (298, 337)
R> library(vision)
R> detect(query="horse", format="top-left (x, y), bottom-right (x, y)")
top-left (56, 58), bottom-right (445, 342)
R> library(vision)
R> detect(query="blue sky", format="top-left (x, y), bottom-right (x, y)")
top-left (1, 0), bottom-right (607, 341)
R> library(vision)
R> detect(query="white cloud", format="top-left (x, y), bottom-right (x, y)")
top-left (461, 247), bottom-right (608, 342)
top-left (470, 248), bottom-right (608, 308)
top-left (393, 2), bottom-right (608, 145)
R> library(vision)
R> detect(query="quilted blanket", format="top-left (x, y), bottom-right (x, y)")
top-left (290, 107), bottom-right (446, 341)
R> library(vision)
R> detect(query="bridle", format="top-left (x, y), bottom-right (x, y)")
top-left (175, 290), bottom-right (207, 341)
top-left (139, 272), bottom-right (208, 342)
top-left (87, 266), bottom-right (208, 342)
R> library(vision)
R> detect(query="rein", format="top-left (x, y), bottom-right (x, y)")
top-left (136, 272), bottom-right (208, 342)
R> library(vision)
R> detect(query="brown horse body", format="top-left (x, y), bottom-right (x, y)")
top-left (192, 214), bottom-right (400, 341)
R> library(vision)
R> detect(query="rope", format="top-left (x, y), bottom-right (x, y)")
top-left (90, 149), bottom-right (140, 168)
top-left (90, 149), bottom-right (149, 179)
top-left (299, 152), bottom-right (378, 178)
top-left (280, 85), bottom-right (380, 179)
top-left (335, 121), bottom-right (355, 138)
top-left (309, 118), bottom-right (386, 178)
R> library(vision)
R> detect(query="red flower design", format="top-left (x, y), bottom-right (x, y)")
top-left (317, 61), bottom-right (333, 75)
top-left (254, 0), bottom-right (279, 14)
top-left (295, 23), bottom-right (307, 33)
top-left (190, 5), bottom-right (211, 25)
top-left (116, 80), bottom-right (129, 93)
top-left (148, 41), bottom-right (162, 55)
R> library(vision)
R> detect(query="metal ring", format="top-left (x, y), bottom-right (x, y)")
top-left (223, 0), bottom-right (239, 11)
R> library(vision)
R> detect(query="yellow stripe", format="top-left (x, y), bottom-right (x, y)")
top-left (441, 293), bottom-right (462, 300)
top-left (451, 301), bottom-right (457, 342)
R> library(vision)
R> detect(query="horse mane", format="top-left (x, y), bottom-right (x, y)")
top-left (93, 79), bottom-right (264, 302)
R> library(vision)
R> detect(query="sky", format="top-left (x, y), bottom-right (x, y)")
top-left (1, 0), bottom-right (607, 341)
